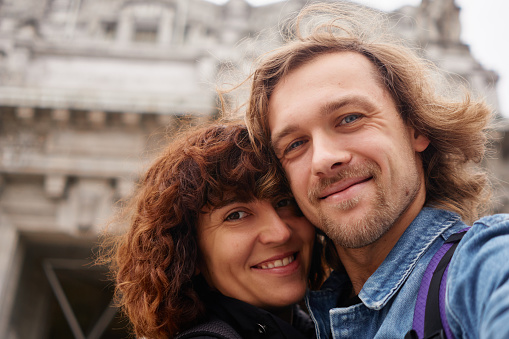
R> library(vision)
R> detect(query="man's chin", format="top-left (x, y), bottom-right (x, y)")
top-left (318, 197), bottom-right (364, 219)
top-left (317, 204), bottom-right (393, 249)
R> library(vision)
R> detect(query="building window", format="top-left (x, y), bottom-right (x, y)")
top-left (133, 23), bottom-right (158, 43)
top-left (101, 21), bottom-right (117, 40)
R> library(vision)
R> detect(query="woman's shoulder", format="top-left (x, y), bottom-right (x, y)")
top-left (174, 316), bottom-right (242, 339)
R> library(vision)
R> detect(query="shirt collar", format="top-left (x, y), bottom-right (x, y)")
top-left (203, 290), bottom-right (310, 339)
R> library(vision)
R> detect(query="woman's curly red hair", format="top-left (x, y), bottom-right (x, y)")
top-left (102, 122), bottom-right (325, 338)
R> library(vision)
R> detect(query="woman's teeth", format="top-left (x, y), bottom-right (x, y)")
top-left (259, 255), bottom-right (294, 269)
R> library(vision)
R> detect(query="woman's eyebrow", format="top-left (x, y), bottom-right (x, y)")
top-left (210, 196), bottom-right (255, 210)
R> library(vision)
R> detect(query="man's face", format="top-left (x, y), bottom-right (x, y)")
top-left (268, 52), bottom-right (430, 249)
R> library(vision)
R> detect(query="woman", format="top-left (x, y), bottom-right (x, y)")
top-left (104, 122), bottom-right (327, 339)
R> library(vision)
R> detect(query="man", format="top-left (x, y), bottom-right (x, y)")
top-left (244, 2), bottom-right (509, 338)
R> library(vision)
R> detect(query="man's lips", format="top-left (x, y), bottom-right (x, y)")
top-left (318, 176), bottom-right (372, 199)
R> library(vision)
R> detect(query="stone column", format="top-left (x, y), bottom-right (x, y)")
top-left (0, 213), bottom-right (22, 339)
top-left (158, 8), bottom-right (174, 46)
top-left (116, 8), bottom-right (133, 45)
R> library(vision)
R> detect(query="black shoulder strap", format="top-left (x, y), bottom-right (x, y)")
top-left (405, 229), bottom-right (469, 339)
top-left (424, 233), bottom-right (465, 338)
top-left (175, 317), bottom-right (242, 339)
top-left (423, 234), bottom-right (463, 338)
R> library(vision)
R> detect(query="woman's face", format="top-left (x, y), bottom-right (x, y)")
top-left (197, 197), bottom-right (315, 310)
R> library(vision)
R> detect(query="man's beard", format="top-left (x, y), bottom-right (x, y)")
top-left (308, 160), bottom-right (420, 249)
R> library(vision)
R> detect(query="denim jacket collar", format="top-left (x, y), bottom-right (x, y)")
top-left (359, 207), bottom-right (461, 309)
top-left (306, 208), bottom-right (462, 338)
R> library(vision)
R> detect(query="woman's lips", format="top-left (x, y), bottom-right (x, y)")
top-left (253, 253), bottom-right (297, 269)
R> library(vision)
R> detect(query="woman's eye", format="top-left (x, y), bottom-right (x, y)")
top-left (276, 198), bottom-right (292, 208)
top-left (340, 114), bottom-right (361, 125)
top-left (225, 210), bottom-right (248, 221)
top-left (276, 198), bottom-right (298, 209)
top-left (275, 198), bottom-right (303, 216)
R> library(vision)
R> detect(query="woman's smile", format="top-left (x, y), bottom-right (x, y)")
top-left (254, 252), bottom-right (297, 270)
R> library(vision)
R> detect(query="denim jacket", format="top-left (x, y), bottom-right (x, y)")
top-left (306, 207), bottom-right (509, 338)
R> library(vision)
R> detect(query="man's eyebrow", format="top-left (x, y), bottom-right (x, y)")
top-left (321, 95), bottom-right (376, 117)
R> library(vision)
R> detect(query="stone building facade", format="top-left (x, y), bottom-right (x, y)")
top-left (0, 0), bottom-right (507, 338)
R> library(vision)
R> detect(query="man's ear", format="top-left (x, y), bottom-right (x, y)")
top-left (411, 128), bottom-right (430, 152)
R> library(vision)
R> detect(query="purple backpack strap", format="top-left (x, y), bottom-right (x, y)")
top-left (405, 228), bottom-right (469, 339)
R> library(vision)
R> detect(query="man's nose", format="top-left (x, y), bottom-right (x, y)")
top-left (258, 208), bottom-right (292, 245)
top-left (311, 134), bottom-right (352, 177)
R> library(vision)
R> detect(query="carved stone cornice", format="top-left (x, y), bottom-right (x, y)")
top-left (0, 87), bottom-right (214, 116)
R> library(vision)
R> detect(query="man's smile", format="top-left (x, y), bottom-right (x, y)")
top-left (318, 176), bottom-right (373, 200)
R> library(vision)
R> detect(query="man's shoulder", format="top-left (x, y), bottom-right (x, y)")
top-left (446, 213), bottom-right (509, 289)
top-left (474, 213), bottom-right (509, 227)
top-left (452, 213), bottom-right (509, 254)
top-left (445, 213), bottom-right (509, 337)
top-left (418, 208), bottom-right (509, 239)
top-left (458, 213), bottom-right (509, 245)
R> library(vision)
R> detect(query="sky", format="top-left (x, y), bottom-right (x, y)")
top-left (207, 0), bottom-right (509, 118)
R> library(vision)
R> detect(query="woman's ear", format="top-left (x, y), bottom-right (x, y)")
top-left (194, 266), bottom-right (200, 276)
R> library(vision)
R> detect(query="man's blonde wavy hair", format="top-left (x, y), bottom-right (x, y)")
top-left (244, 2), bottom-right (493, 223)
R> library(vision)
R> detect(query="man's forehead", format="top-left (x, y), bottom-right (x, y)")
top-left (266, 53), bottom-right (396, 136)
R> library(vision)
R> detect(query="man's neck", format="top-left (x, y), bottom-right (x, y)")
top-left (335, 196), bottom-right (425, 295)
top-left (336, 226), bottom-right (405, 294)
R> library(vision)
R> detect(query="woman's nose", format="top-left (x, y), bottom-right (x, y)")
top-left (258, 208), bottom-right (292, 245)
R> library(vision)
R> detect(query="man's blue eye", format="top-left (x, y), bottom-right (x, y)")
top-left (342, 114), bottom-right (360, 124)
top-left (286, 140), bottom-right (304, 152)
